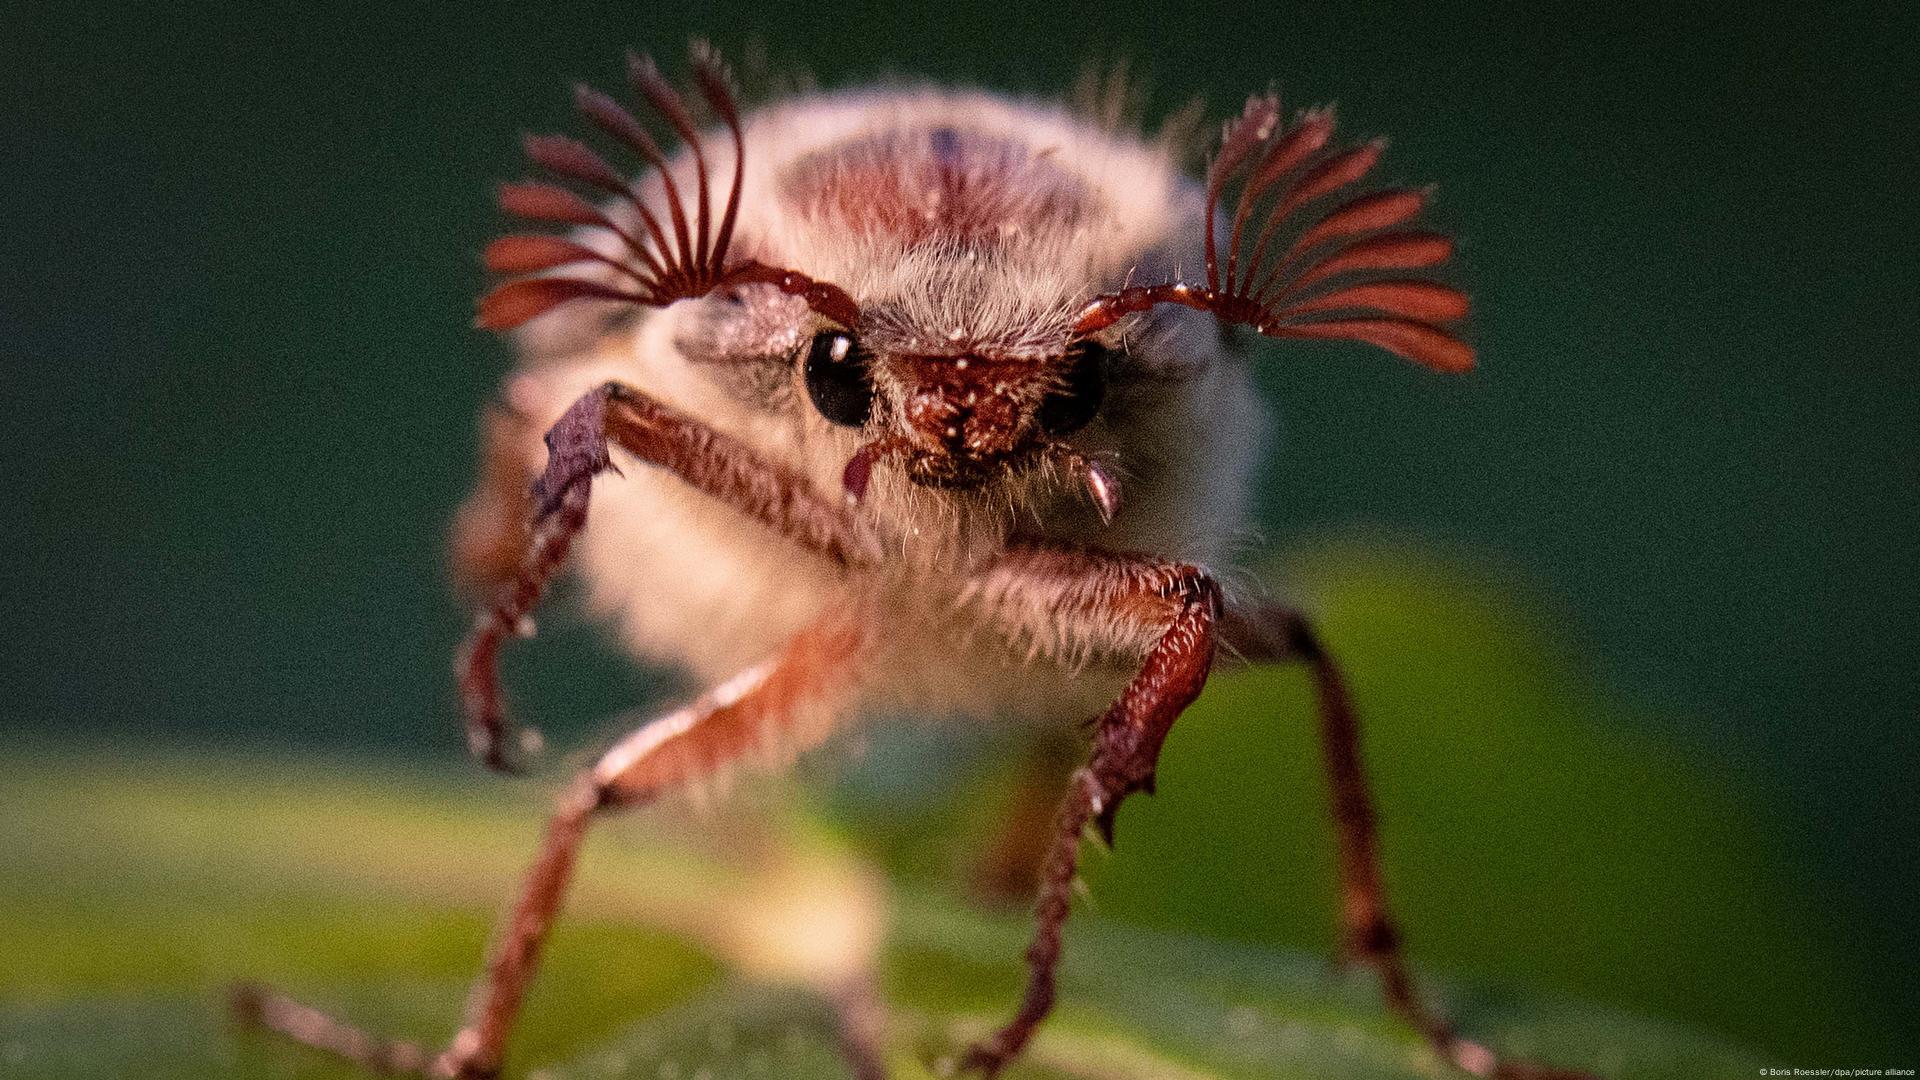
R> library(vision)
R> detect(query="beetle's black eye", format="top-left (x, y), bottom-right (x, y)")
top-left (1038, 342), bottom-right (1110, 436)
top-left (804, 330), bottom-right (875, 427)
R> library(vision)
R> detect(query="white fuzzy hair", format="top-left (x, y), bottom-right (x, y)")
top-left (499, 85), bottom-right (1270, 731)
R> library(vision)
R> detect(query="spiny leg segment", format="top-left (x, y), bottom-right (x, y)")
top-left (457, 381), bottom-right (876, 773)
top-left (953, 549), bottom-right (1598, 1080)
top-left (237, 381), bottom-right (881, 1079)
top-left (238, 612), bottom-right (873, 1080)
top-left (957, 548), bottom-right (1222, 1076)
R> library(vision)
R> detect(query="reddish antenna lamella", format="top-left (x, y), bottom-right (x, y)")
top-left (1073, 94), bottom-right (1473, 373)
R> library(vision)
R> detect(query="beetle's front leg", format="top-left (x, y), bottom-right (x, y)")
top-left (956, 554), bottom-right (1601, 1080)
top-left (956, 547), bottom-right (1221, 1076)
top-left (458, 381), bottom-right (879, 772)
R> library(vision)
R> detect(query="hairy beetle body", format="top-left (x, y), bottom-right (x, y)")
top-left (498, 86), bottom-right (1267, 720)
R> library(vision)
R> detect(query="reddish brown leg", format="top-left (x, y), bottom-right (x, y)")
top-left (457, 380), bottom-right (878, 772)
top-left (238, 615), bottom-right (876, 1080)
top-left (1223, 603), bottom-right (1599, 1080)
top-left (959, 550), bottom-right (1221, 1077)
top-left (231, 985), bottom-right (435, 1075)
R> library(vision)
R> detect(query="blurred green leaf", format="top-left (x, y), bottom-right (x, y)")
top-left (1, 739), bottom-right (1768, 1079)
top-left (820, 544), bottom-right (1865, 1062)
top-left (1069, 544), bottom-right (1863, 1057)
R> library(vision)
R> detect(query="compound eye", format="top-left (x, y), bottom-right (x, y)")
top-left (804, 330), bottom-right (875, 427)
top-left (1038, 341), bottom-right (1110, 436)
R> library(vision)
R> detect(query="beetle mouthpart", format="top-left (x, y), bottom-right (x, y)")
top-left (1083, 458), bottom-right (1121, 524)
top-left (1044, 443), bottom-right (1121, 525)
top-left (844, 435), bottom-right (1119, 524)
top-left (841, 436), bottom-right (912, 504)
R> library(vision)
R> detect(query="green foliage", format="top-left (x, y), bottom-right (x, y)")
top-left (832, 545), bottom-right (1869, 1062)
top-left (0, 766), bottom-right (1757, 1076)
top-left (0, 549), bottom-right (1858, 1077)
top-left (1080, 546), bottom-right (1863, 1056)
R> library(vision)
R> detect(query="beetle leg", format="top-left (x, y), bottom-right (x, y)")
top-left (958, 548), bottom-right (1220, 1077)
top-left (458, 380), bottom-right (880, 773)
top-left (237, 613), bottom-right (880, 1080)
top-left (230, 986), bottom-right (434, 1076)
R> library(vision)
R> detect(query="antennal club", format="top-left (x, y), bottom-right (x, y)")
top-left (1075, 94), bottom-right (1472, 373)
top-left (477, 44), bottom-right (858, 331)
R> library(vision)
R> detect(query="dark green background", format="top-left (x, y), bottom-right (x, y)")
top-left (4, 0), bottom-right (1914, 1070)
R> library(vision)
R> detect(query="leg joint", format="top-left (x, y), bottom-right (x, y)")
top-left (1284, 611), bottom-right (1325, 662)
top-left (555, 771), bottom-right (614, 821)
top-left (1353, 914), bottom-right (1401, 956)
top-left (1154, 563), bottom-right (1222, 614)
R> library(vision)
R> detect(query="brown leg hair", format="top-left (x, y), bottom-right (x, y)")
top-left (237, 614), bottom-right (874, 1080)
top-left (1222, 603), bottom-right (1599, 1080)
top-left (457, 381), bottom-right (878, 772)
top-left (959, 549), bottom-right (1222, 1077)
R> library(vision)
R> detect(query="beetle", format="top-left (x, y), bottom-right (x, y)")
top-left (235, 42), bottom-right (1595, 1080)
